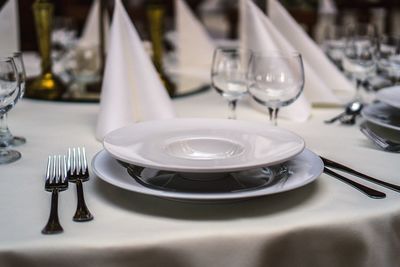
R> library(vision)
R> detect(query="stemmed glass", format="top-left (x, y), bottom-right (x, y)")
top-left (321, 24), bottom-right (346, 69)
top-left (1, 52), bottom-right (27, 147)
top-left (377, 35), bottom-right (400, 85)
top-left (342, 23), bottom-right (378, 98)
top-left (0, 57), bottom-right (21, 164)
top-left (211, 48), bottom-right (252, 119)
top-left (247, 51), bottom-right (305, 126)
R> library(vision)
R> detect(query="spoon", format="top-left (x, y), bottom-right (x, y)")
top-left (325, 101), bottom-right (363, 124)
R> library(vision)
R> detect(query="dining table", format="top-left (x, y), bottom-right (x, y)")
top-left (1, 87), bottom-right (399, 267)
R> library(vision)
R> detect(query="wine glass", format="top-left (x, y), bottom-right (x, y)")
top-left (342, 23), bottom-right (378, 98)
top-left (377, 35), bottom-right (400, 85)
top-left (247, 51), bottom-right (305, 126)
top-left (211, 48), bottom-right (252, 119)
top-left (321, 24), bottom-right (346, 69)
top-left (0, 57), bottom-right (21, 164)
top-left (5, 52), bottom-right (26, 146)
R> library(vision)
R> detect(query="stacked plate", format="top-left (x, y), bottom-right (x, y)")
top-left (361, 86), bottom-right (400, 148)
top-left (92, 118), bottom-right (323, 202)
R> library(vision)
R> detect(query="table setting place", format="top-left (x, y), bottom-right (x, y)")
top-left (1, 0), bottom-right (400, 266)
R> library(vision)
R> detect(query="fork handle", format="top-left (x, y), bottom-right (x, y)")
top-left (73, 180), bottom-right (93, 222)
top-left (42, 189), bottom-right (63, 234)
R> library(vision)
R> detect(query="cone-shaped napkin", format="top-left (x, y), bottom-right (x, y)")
top-left (78, 0), bottom-right (110, 49)
top-left (268, 0), bottom-right (353, 96)
top-left (95, 0), bottom-right (175, 141)
top-left (0, 0), bottom-right (19, 55)
top-left (240, 0), bottom-right (314, 121)
top-left (175, 0), bottom-right (215, 79)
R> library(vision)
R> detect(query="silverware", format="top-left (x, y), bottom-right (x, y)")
top-left (324, 167), bottom-right (385, 198)
top-left (67, 147), bottom-right (93, 222)
top-left (42, 155), bottom-right (68, 234)
top-left (321, 156), bottom-right (400, 193)
top-left (360, 122), bottom-right (400, 152)
top-left (325, 101), bottom-right (363, 124)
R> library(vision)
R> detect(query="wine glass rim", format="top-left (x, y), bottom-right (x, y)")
top-left (251, 50), bottom-right (301, 58)
top-left (214, 47), bottom-right (252, 54)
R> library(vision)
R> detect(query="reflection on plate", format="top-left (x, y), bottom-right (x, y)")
top-left (103, 119), bottom-right (305, 174)
top-left (376, 86), bottom-right (400, 109)
top-left (121, 161), bottom-right (288, 193)
top-left (361, 102), bottom-right (400, 131)
top-left (92, 149), bottom-right (322, 202)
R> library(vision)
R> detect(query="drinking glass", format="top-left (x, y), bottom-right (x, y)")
top-left (1, 52), bottom-right (27, 147)
top-left (377, 35), bottom-right (400, 85)
top-left (342, 23), bottom-right (378, 97)
top-left (211, 48), bottom-right (252, 119)
top-left (321, 24), bottom-right (346, 69)
top-left (247, 51), bottom-right (305, 126)
top-left (0, 57), bottom-right (21, 164)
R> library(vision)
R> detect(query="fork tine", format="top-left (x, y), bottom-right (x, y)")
top-left (51, 155), bottom-right (57, 184)
top-left (82, 147), bottom-right (87, 175)
top-left (77, 147), bottom-right (82, 175)
top-left (62, 155), bottom-right (67, 183)
top-left (57, 155), bottom-right (62, 184)
top-left (46, 156), bottom-right (51, 182)
top-left (67, 148), bottom-right (72, 173)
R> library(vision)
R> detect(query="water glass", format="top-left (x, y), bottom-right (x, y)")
top-left (377, 35), bottom-right (400, 84)
top-left (342, 24), bottom-right (378, 97)
top-left (0, 57), bottom-right (21, 164)
top-left (211, 48), bottom-right (252, 119)
top-left (247, 51), bottom-right (305, 126)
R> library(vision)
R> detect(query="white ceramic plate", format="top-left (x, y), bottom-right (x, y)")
top-left (376, 86), bottom-right (400, 109)
top-left (361, 102), bottom-right (400, 131)
top-left (92, 149), bottom-right (323, 202)
top-left (103, 119), bottom-right (305, 173)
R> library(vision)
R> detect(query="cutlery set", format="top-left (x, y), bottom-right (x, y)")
top-left (42, 147), bottom-right (93, 235)
top-left (321, 156), bottom-right (400, 199)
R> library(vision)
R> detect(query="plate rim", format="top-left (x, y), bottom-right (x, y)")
top-left (103, 118), bottom-right (306, 173)
top-left (375, 86), bottom-right (400, 109)
top-left (91, 148), bottom-right (322, 201)
top-left (361, 102), bottom-right (400, 131)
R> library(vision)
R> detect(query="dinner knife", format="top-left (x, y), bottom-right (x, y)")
top-left (321, 156), bottom-right (400, 193)
top-left (323, 167), bottom-right (386, 199)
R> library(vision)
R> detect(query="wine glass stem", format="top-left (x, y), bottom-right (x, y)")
top-left (228, 100), bottom-right (237, 120)
top-left (0, 114), bottom-right (12, 147)
top-left (268, 107), bottom-right (279, 126)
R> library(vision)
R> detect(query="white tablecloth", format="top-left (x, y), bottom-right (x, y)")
top-left (1, 90), bottom-right (399, 267)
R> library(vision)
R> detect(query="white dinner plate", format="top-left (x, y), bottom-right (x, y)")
top-left (361, 102), bottom-right (400, 131)
top-left (92, 149), bottom-right (323, 202)
top-left (376, 86), bottom-right (400, 109)
top-left (103, 119), bottom-right (305, 173)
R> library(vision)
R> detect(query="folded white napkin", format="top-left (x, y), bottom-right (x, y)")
top-left (240, 0), bottom-right (312, 122)
top-left (78, 0), bottom-right (110, 49)
top-left (0, 0), bottom-right (19, 55)
top-left (95, 0), bottom-right (175, 141)
top-left (174, 0), bottom-right (215, 79)
top-left (268, 0), bottom-right (353, 99)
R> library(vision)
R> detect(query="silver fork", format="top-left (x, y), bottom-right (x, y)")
top-left (42, 155), bottom-right (68, 234)
top-left (67, 147), bottom-right (93, 222)
top-left (360, 122), bottom-right (400, 152)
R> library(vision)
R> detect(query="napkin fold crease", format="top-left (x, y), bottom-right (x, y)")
top-left (95, 0), bottom-right (174, 141)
